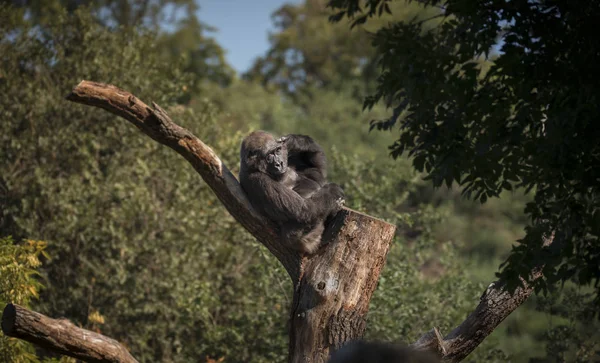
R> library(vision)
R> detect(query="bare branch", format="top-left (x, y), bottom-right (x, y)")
top-left (412, 231), bottom-right (555, 362)
top-left (66, 80), bottom-right (300, 279)
top-left (2, 303), bottom-right (137, 363)
top-left (65, 81), bottom-right (398, 363)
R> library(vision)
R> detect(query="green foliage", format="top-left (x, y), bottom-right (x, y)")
top-left (0, 236), bottom-right (76, 363)
top-left (245, 0), bottom-right (378, 98)
top-left (0, 237), bottom-right (47, 363)
top-left (7, 0), bottom-right (195, 27)
top-left (153, 1), bottom-right (235, 92)
top-left (367, 206), bottom-right (481, 339)
top-left (0, 4), bottom-right (285, 362)
top-left (247, 0), bottom-right (440, 100)
top-left (0, 237), bottom-right (47, 306)
top-left (4, 1), bottom-right (595, 362)
top-left (533, 287), bottom-right (600, 362)
top-left (329, 0), bottom-right (600, 309)
top-left (7, 0), bottom-right (233, 89)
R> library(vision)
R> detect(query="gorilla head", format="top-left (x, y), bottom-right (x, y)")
top-left (240, 130), bottom-right (289, 178)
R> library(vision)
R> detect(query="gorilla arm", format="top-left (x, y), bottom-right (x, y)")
top-left (242, 172), bottom-right (344, 254)
top-left (281, 134), bottom-right (328, 183)
top-left (244, 172), bottom-right (343, 225)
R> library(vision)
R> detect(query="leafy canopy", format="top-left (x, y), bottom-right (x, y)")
top-left (328, 0), bottom-right (600, 303)
top-left (6, 0), bottom-right (234, 89)
top-left (0, 237), bottom-right (49, 363)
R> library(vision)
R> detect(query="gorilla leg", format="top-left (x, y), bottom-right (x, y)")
top-left (281, 222), bottom-right (325, 254)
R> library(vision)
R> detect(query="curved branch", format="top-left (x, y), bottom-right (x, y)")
top-left (412, 231), bottom-right (555, 362)
top-left (66, 80), bottom-right (300, 279)
top-left (2, 304), bottom-right (137, 363)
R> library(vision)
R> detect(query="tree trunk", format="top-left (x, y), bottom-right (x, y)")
top-left (52, 80), bottom-right (554, 363)
top-left (1, 304), bottom-right (138, 363)
top-left (289, 209), bottom-right (395, 363)
top-left (65, 81), bottom-right (396, 363)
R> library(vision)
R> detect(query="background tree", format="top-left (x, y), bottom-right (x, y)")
top-left (247, 0), bottom-right (600, 360)
top-left (0, 237), bottom-right (49, 363)
top-left (3, 0), bottom-right (233, 90)
top-left (246, 0), bottom-right (439, 98)
top-left (2, 0), bottom-right (599, 361)
top-left (328, 0), bottom-right (600, 316)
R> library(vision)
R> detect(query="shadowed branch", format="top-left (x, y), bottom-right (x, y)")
top-left (412, 231), bottom-right (555, 362)
top-left (66, 80), bottom-right (300, 279)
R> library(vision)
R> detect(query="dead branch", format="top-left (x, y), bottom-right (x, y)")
top-left (66, 81), bottom-right (396, 362)
top-left (2, 303), bottom-right (137, 363)
top-left (412, 231), bottom-right (555, 362)
top-left (66, 80), bottom-right (300, 279)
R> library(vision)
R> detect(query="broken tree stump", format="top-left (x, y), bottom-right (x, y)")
top-left (290, 208), bottom-right (395, 363)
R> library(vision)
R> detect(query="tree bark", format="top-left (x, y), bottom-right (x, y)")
top-left (1, 303), bottom-right (137, 363)
top-left (290, 209), bottom-right (395, 363)
top-left (65, 81), bottom-right (396, 363)
top-left (55, 80), bottom-right (554, 363)
top-left (411, 231), bottom-right (555, 362)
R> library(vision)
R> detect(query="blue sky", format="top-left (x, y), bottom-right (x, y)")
top-left (197, 0), bottom-right (301, 74)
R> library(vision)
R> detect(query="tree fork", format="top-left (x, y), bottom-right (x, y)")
top-left (65, 81), bottom-right (396, 363)
top-left (1, 81), bottom-right (554, 362)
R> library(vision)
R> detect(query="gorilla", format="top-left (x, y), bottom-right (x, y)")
top-left (239, 131), bottom-right (345, 254)
top-left (328, 341), bottom-right (440, 363)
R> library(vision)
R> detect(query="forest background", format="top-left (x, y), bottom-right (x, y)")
top-left (1, 0), bottom-right (598, 362)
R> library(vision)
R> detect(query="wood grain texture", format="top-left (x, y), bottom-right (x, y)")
top-left (289, 209), bottom-right (396, 363)
top-left (412, 231), bottom-right (555, 362)
top-left (2, 304), bottom-right (137, 363)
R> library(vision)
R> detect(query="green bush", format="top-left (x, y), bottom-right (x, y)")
top-left (4, 2), bottom-right (594, 362)
top-left (0, 237), bottom-right (47, 363)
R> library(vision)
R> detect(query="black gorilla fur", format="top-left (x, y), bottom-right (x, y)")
top-left (239, 131), bottom-right (344, 254)
top-left (328, 341), bottom-right (440, 363)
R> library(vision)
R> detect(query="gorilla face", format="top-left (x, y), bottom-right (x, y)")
top-left (241, 130), bottom-right (288, 178)
top-left (265, 143), bottom-right (288, 177)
